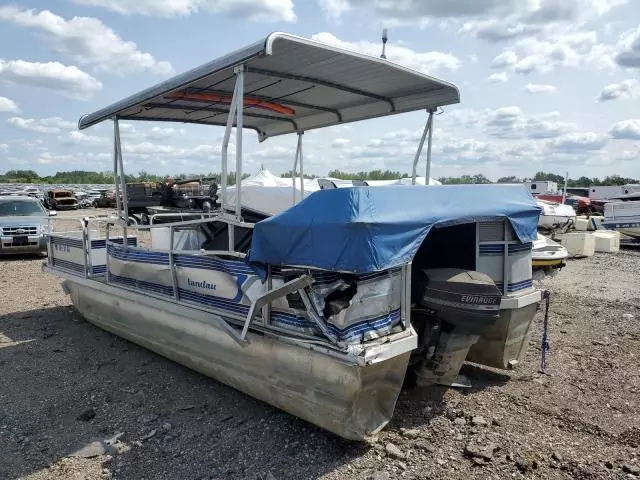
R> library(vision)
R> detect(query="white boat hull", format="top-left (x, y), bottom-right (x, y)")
top-left (536, 201), bottom-right (576, 232)
top-left (531, 234), bottom-right (568, 269)
top-left (604, 223), bottom-right (640, 239)
top-left (604, 201), bottom-right (640, 240)
top-left (61, 276), bottom-right (410, 440)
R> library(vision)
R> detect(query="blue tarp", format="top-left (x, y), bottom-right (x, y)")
top-left (248, 185), bottom-right (540, 275)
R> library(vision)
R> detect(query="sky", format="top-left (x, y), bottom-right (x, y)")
top-left (0, 0), bottom-right (639, 181)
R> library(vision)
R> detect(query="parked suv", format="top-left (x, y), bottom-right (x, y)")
top-left (0, 196), bottom-right (55, 256)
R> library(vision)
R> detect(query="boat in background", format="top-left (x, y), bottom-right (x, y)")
top-left (532, 233), bottom-right (568, 274)
top-left (603, 200), bottom-right (640, 240)
top-left (536, 199), bottom-right (576, 233)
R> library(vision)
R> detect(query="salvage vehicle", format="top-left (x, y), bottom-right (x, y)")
top-left (92, 189), bottom-right (118, 208)
top-left (44, 189), bottom-right (78, 211)
top-left (44, 32), bottom-right (542, 440)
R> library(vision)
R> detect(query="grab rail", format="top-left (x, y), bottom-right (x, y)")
top-left (241, 274), bottom-right (314, 341)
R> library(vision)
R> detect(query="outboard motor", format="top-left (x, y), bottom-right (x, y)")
top-left (412, 268), bottom-right (502, 388)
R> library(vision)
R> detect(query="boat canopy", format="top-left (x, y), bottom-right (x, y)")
top-left (77, 32), bottom-right (460, 141)
top-left (249, 185), bottom-right (541, 274)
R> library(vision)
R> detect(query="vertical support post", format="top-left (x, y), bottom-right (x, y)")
top-left (292, 132), bottom-right (303, 205)
top-left (562, 171), bottom-right (568, 204)
top-left (169, 226), bottom-right (180, 301)
top-left (234, 65), bottom-right (244, 221)
top-left (105, 223), bottom-right (111, 284)
top-left (112, 118), bottom-right (121, 218)
top-left (401, 263), bottom-right (412, 329)
top-left (262, 264), bottom-right (273, 326)
top-left (113, 117), bottom-right (128, 240)
top-left (221, 70), bottom-right (241, 213)
top-left (82, 217), bottom-right (90, 278)
top-left (299, 132), bottom-right (304, 201)
top-left (502, 221), bottom-right (509, 296)
top-left (411, 110), bottom-right (433, 185)
top-left (425, 109), bottom-right (435, 185)
top-left (222, 65), bottom-right (244, 252)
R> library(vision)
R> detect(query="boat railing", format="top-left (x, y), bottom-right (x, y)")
top-left (45, 215), bottom-right (138, 278)
top-left (45, 211), bottom-right (412, 351)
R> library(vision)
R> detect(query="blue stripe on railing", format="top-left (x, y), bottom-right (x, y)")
top-left (107, 273), bottom-right (401, 341)
top-left (479, 242), bottom-right (533, 256)
top-left (107, 244), bottom-right (170, 265)
top-left (51, 237), bottom-right (83, 248)
top-left (91, 237), bottom-right (137, 248)
top-left (52, 258), bottom-right (84, 273)
top-left (109, 274), bottom-right (174, 296)
top-left (174, 254), bottom-right (254, 274)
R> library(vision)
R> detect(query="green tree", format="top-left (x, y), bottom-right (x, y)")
top-left (281, 170), bottom-right (317, 179)
top-left (533, 171), bottom-right (565, 184)
top-left (497, 176), bottom-right (521, 183)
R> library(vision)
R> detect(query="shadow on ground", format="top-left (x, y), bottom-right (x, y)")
top-left (0, 305), bottom-right (517, 480)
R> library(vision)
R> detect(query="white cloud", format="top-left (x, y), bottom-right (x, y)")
top-left (71, 0), bottom-right (296, 22)
top-left (547, 132), bottom-right (608, 151)
top-left (452, 107), bottom-right (577, 139)
top-left (610, 119), bottom-right (640, 140)
top-left (490, 32), bottom-right (614, 75)
top-left (615, 26), bottom-right (640, 68)
top-left (146, 127), bottom-right (187, 139)
top-left (318, 0), bottom-right (350, 20)
top-left (0, 6), bottom-right (174, 75)
top-left (7, 116), bottom-right (76, 134)
top-left (36, 151), bottom-right (111, 166)
top-left (524, 83), bottom-right (557, 93)
top-left (59, 130), bottom-right (106, 145)
top-left (331, 138), bottom-right (350, 147)
top-left (459, 0), bottom-right (627, 43)
top-left (0, 143), bottom-right (8, 151)
top-left (323, 1), bottom-right (627, 39)
top-left (123, 141), bottom-right (177, 155)
top-left (487, 72), bottom-right (509, 83)
top-left (120, 141), bottom-right (224, 158)
top-left (0, 96), bottom-right (19, 112)
top-left (311, 32), bottom-right (460, 73)
top-left (487, 107), bottom-right (577, 139)
top-left (0, 59), bottom-right (101, 99)
top-left (597, 79), bottom-right (639, 101)
top-left (491, 51), bottom-right (517, 68)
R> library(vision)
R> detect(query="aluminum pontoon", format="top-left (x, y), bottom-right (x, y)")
top-left (44, 32), bottom-right (542, 440)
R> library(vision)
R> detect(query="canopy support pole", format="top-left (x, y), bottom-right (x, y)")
top-left (411, 109), bottom-right (434, 185)
top-left (235, 65), bottom-right (244, 221)
top-left (425, 109), bottom-right (434, 185)
top-left (292, 131), bottom-right (304, 205)
top-left (220, 65), bottom-right (245, 251)
top-left (112, 117), bottom-right (122, 218)
top-left (113, 116), bottom-right (128, 238)
top-left (221, 68), bottom-right (242, 214)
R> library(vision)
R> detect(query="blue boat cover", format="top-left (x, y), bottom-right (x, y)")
top-left (248, 185), bottom-right (540, 275)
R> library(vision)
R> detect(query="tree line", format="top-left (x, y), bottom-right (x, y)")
top-left (0, 170), bottom-right (250, 186)
top-left (2, 169), bottom-right (638, 187)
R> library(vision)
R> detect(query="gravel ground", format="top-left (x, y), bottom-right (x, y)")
top-left (1, 213), bottom-right (639, 480)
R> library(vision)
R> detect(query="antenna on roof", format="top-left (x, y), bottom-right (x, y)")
top-left (380, 29), bottom-right (388, 59)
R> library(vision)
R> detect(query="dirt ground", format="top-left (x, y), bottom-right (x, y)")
top-left (1, 210), bottom-right (639, 480)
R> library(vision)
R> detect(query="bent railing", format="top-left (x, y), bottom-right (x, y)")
top-left (46, 213), bottom-right (411, 350)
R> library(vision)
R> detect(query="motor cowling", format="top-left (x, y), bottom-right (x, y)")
top-left (412, 268), bottom-right (502, 387)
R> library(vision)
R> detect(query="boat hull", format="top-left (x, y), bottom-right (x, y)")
top-left (466, 300), bottom-right (539, 370)
top-left (604, 224), bottom-right (640, 240)
top-left (63, 278), bottom-right (410, 440)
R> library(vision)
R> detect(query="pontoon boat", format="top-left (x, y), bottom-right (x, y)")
top-left (44, 33), bottom-right (542, 440)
